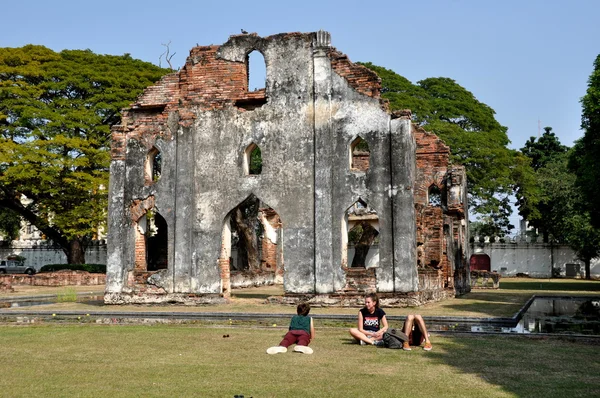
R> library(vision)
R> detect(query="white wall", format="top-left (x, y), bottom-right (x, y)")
top-left (471, 242), bottom-right (600, 278)
top-left (0, 242), bottom-right (107, 270)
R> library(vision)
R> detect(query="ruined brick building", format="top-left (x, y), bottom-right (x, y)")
top-left (105, 31), bottom-right (469, 305)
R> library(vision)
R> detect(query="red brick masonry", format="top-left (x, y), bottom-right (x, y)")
top-left (0, 270), bottom-right (106, 287)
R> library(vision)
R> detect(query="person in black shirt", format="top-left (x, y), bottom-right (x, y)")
top-left (349, 293), bottom-right (388, 346)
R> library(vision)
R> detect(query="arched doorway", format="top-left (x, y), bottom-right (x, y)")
top-left (219, 194), bottom-right (283, 296)
top-left (147, 212), bottom-right (168, 271)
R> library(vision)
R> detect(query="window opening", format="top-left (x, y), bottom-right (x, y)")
top-left (350, 136), bottom-right (370, 171)
top-left (344, 199), bottom-right (379, 268)
top-left (428, 184), bottom-right (442, 207)
top-left (244, 143), bottom-right (262, 175)
top-left (247, 50), bottom-right (266, 92)
top-left (144, 146), bottom-right (162, 184)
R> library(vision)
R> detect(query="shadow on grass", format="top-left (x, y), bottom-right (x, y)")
top-left (428, 334), bottom-right (600, 398)
top-left (440, 301), bottom-right (524, 318)
top-left (457, 291), bottom-right (533, 303)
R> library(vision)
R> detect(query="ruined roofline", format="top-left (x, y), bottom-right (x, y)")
top-left (413, 123), bottom-right (451, 154)
top-left (123, 31), bottom-right (389, 114)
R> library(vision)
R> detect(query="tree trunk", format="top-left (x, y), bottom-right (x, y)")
top-left (585, 258), bottom-right (591, 280)
top-left (65, 238), bottom-right (86, 264)
top-left (231, 196), bottom-right (260, 272)
top-left (351, 222), bottom-right (379, 268)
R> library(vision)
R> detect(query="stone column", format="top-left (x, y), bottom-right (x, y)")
top-left (106, 129), bottom-right (128, 294)
top-left (312, 30), bottom-right (335, 294)
top-left (390, 118), bottom-right (418, 292)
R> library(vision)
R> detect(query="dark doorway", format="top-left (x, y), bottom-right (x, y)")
top-left (147, 212), bottom-right (168, 271)
top-left (470, 254), bottom-right (491, 271)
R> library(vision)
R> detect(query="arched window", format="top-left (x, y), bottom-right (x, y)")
top-left (144, 146), bottom-right (161, 185)
top-left (244, 143), bottom-right (262, 175)
top-left (349, 136), bottom-right (370, 171)
top-left (247, 50), bottom-right (266, 92)
top-left (342, 199), bottom-right (379, 268)
top-left (428, 184), bottom-right (442, 207)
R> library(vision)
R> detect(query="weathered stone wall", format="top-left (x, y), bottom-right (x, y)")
top-left (106, 31), bottom-right (468, 304)
top-left (0, 271), bottom-right (106, 286)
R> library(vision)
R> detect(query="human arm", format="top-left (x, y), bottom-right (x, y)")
top-left (357, 311), bottom-right (367, 334)
top-left (372, 315), bottom-right (389, 340)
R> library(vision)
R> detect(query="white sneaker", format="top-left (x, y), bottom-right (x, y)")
top-left (293, 345), bottom-right (313, 354)
top-left (266, 346), bottom-right (287, 354)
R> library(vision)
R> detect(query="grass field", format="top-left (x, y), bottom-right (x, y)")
top-left (1, 278), bottom-right (599, 397)
top-left (0, 324), bottom-right (598, 398)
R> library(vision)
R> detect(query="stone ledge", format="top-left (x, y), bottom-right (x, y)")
top-left (0, 271), bottom-right (106, 286)
top-left (267, 289), bottom-right (455, 307)
top-left (104, 292), bottom-right (227, 305)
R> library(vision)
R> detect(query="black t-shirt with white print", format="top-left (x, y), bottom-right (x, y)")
top-left (360, 307), bottom-right (386, 332)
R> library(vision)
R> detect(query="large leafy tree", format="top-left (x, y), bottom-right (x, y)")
top-left (570, 54), bottom-right (600, 228)
top-left (0, 45), bottom-right (170, 263)
top-left (537, 151), bottom-right (599, 279)
top-left (0, 207), bottom-right (21, 240)
top-left (518, 127), bottom-right (569, 241)
top-left (521, 127), bottom-right (568, 171)
top-left (362, 63), bottom-right (534, 235)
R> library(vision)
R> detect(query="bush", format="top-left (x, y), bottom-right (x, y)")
top-left (39, 264), bottom-right (106, 273)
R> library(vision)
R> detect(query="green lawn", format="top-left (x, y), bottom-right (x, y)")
top-left (0, 278), bottom-right (599, 397)
top-left (0, 324), bottom-right (598, 398)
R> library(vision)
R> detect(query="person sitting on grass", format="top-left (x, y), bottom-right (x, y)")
top-left (401, 314), bottom-right (432, 351)
top-left (349, 292), bottom-right (388, 346)
top-left (267, 302), bottom-right (315, 355)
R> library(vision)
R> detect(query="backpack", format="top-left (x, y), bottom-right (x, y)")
top-left (383, 328), bottom-right (408, 349)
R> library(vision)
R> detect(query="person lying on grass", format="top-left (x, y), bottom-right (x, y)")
top-left (267, 302), bottom-right (315, 354)
top-left (349, 293), bottom-right (388, 346)
top-left (401, 314), bottom-right (433, 351)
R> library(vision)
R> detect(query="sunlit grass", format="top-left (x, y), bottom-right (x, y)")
top-left (0, 325), bottom-right (597, 398)
top-left (55, 287), bottom-right (78, 303)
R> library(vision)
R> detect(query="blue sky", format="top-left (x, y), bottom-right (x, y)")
top-left (3, 0), bottom-right (599, 227)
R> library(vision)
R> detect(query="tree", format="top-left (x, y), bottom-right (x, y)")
top-left (519, 128), bottom-right (569, 241)
top-left (564, 212), bottom-right (600, 280)
top-left (521, 127), bottom-right (568, 171)
top-left (349, 222), bottom-right (379, 268)
top-left (361, 63), bottom-right (530, 234)
top-left (570, 54), bottom-right (600, 228)
top-left (0, 207), bottom-right (21, 240)
top-left (0, 45), bottom-right (170, 263)
top-left (230, 195), bottom-right (261, 271)
top-left (527, 148), bottom-right (599, 279)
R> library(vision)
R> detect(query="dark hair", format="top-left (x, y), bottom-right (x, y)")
top-left (297, 303), bottom-right (311, 316)
top-left (366, 293), bottom-right (379, 308)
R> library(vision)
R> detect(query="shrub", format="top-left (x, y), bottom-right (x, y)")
top-left (39, 264), bottom-right (106, 273)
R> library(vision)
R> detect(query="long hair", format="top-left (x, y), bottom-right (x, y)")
top-left (366, 292), bottom-right (379, 308)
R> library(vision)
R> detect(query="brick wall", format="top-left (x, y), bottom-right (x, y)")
top-left (351, 151), bottom-right (370, 171)
top-left (341, 267), bottom-right (377, 293)
top-left (414, 124), bottom-right (462, 289)
top-left (0, 271), bottom-right (106, 286)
